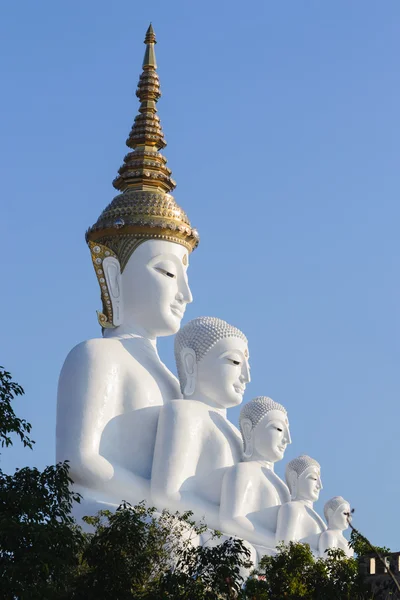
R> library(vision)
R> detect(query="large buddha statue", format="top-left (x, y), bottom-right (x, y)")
top-left (151, 317), bottom-right (250, 531)
top-left (220, 397), bottom-right (291, 551)
top-left (56, 26), bottom-right (199, 517)
top-left (319, 496), bottom-right (354, 558)
top-left (276, 455), bottom-right (326, 553)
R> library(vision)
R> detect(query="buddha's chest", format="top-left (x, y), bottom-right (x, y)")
top-left (301, 508), bottom-right (326, 537)
top-left (199, 416), bottom-right (242, 469)
top-left (260, 471), bottom-right (290, 507)
top-left (113, 350), bottom-right (180, 413)
top-left (333, 534), bottom-right (348, 551)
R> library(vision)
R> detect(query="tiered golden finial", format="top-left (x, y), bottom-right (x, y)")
top-left (111, 24), bottom-right (174, 195)
top-left (86, 25), bottom-right (199, 328)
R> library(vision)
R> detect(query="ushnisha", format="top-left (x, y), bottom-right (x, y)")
top-left (151, 316), bottom-right (251, 530)
top-left (319, 496), bottom-right (354, 558)
top-left (56, 26), bottom-right (198, 520)
top-left (276, 455), bottom-right (326, 553)
top-left (220, 397), bottom-right (291, 551)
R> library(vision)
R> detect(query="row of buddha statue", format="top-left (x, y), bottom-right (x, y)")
top-left (56, 25), bottom-right (353, 565)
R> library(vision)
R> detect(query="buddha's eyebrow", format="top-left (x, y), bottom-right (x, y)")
top-left (148, 253), bottom-right (183, 265)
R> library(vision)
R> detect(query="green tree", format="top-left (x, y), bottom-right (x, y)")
top-left (70, 502), bottom-right (252, 600)
top-left (0, 366), bottom-right (33, 450)
top-left (243, 542), bottom-right (369, 600)
top-left (0, 367), bottom-right (83, 600)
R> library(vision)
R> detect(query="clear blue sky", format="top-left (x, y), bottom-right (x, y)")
top-left (1, 1), bottom-right (399, 549)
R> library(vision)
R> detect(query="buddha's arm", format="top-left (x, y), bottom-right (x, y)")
top-left (220, 464), bottom-right (276, 547)
top-left (151, 402), bottom-right (221, 526)
top-left (56, 340), bottom-right (150, 503)
top-left (275, 502), bottom-right (301, 545)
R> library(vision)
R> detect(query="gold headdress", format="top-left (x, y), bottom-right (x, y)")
top-left (86, 24), bottom-right (199, 328)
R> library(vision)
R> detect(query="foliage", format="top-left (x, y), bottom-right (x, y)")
top-left (0, 366), bottom-right (83, 600)
top-left (349, 526), bottom-right (391, 558)
top-left (0, 366), bottom-right (33, 452)
top-left (0, 463), bottom-right (84, 600)
top-left (243, 542), bottom-right (368, 600)
top-left (349, 524), bottom-right (400, 598)
top-left (70, 502), bottom-right (252, 600)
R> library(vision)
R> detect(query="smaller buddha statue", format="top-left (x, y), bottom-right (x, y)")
top-left (151, 317), bottom-right (250, 531)
top-left (318, 496), bottom-right (354, 558)
top-left (276, 455), bottom-right (326, 553)
top-left (219, 397), bottom-right (292, 550)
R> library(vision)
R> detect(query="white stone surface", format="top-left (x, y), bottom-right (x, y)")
top-left (151, 317), bottom-right (250, 531)
top-left (56, 240), bottom-right (192, 516)
top-left (276, 456), bottom-right (326, 554)
top-left (57, 239), bottom-right (353, 560)
top-left (319, 496), bottom-right (354, 557)
top-left (220, 398), bottom-right (291, 549)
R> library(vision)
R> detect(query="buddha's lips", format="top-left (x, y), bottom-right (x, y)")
top-left (233, 384), bottom-right (245, 394)
top-left (170, 304), bottom-right (185, 318)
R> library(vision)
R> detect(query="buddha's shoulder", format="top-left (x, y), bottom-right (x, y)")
top-left (61, 338), bottom-right (131, 373)
top-left (319, 529), bottom-right (334, 541)
top-left (279, 500), bottom-right (300, 515)
top-left (161, 399), bottom-right (207, 420)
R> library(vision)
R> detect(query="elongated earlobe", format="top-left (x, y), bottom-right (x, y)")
top-left (104, 257), bottom-right (123, 326)
top-left (288, 472), bottom-right (297, 500)
top-left (181, 347), bottom-right (197, 396)
top-left (241, 418), bottom-right (253, 459)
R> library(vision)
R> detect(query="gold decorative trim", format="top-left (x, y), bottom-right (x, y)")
top-left (89, 241), bottom-right (118, 328)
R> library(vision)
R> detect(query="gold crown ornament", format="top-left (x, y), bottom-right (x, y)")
top-left (86, 24), bottom-right (199, 328)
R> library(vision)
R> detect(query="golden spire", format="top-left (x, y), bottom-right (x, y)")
top-left (86, 25), bottom-right (199, 328)
top-left (112, 24), bottom-right (174, 194)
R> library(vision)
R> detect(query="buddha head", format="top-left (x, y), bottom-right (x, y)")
top-left (175, 316), bottom-right (250, 409)
top-left (88, 240), bottom-right (194, 338)
top-left (239, 396), bottom-right (291, 462)
top-left (324, 496), bottom-right (351, 531)
top-left (85, 26), bottom-right (199, 338)
top-left (285, 455), bottom-right (322, 503)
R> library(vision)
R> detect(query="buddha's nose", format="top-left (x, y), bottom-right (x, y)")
top-left (177, 277), bottom-right (193, 304)
top-left (240, 360), bottom-right (251, 384)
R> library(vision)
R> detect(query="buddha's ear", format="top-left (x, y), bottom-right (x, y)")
top-left (287, 471), bottom-right (297, 500)
top-left (104, 257), bottom-right (123, 326)
top-left (325, 507), bottom-right (333, 523)
top-left (241, 418), bottom-right (253, 458)
top-left (180, 347), bottom-right (197, 397)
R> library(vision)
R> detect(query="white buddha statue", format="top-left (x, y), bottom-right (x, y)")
top-left (220, 397), bottom-right (291, 551)
top-left (56, 26), bottom-right (199, 518)
top-left (151, 316), bottom-right (250, 530)
top-left (276, 455), bottom-right (326, 553)
top-left (319, 496), bottom-right (354, 558)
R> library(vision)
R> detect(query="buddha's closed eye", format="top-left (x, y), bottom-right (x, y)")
top-left (155, 267), bottom-right (176, 279)
top-left (229, 359), bottom-right (241, 366)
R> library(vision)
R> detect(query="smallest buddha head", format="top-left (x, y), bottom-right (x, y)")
top-left (239, 396), bottom-right (291, 462)
top-left (324, 496), bottom-right (351, 531)
top-left (286, 455), bottom-right (322, 503)
top-left (174, 316), bottom-right (250, 408)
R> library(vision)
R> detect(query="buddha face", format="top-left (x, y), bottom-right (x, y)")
top-left (195, 337), bottom-right (250, 408)
top-left (252, 409), bottom-right (291, 463)
top-left (330, 502), bottom-right (350, 531)
top-left (296, 466), bottom-right (323, 502)
top-left (120, 240), bottom-right (192, 338)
